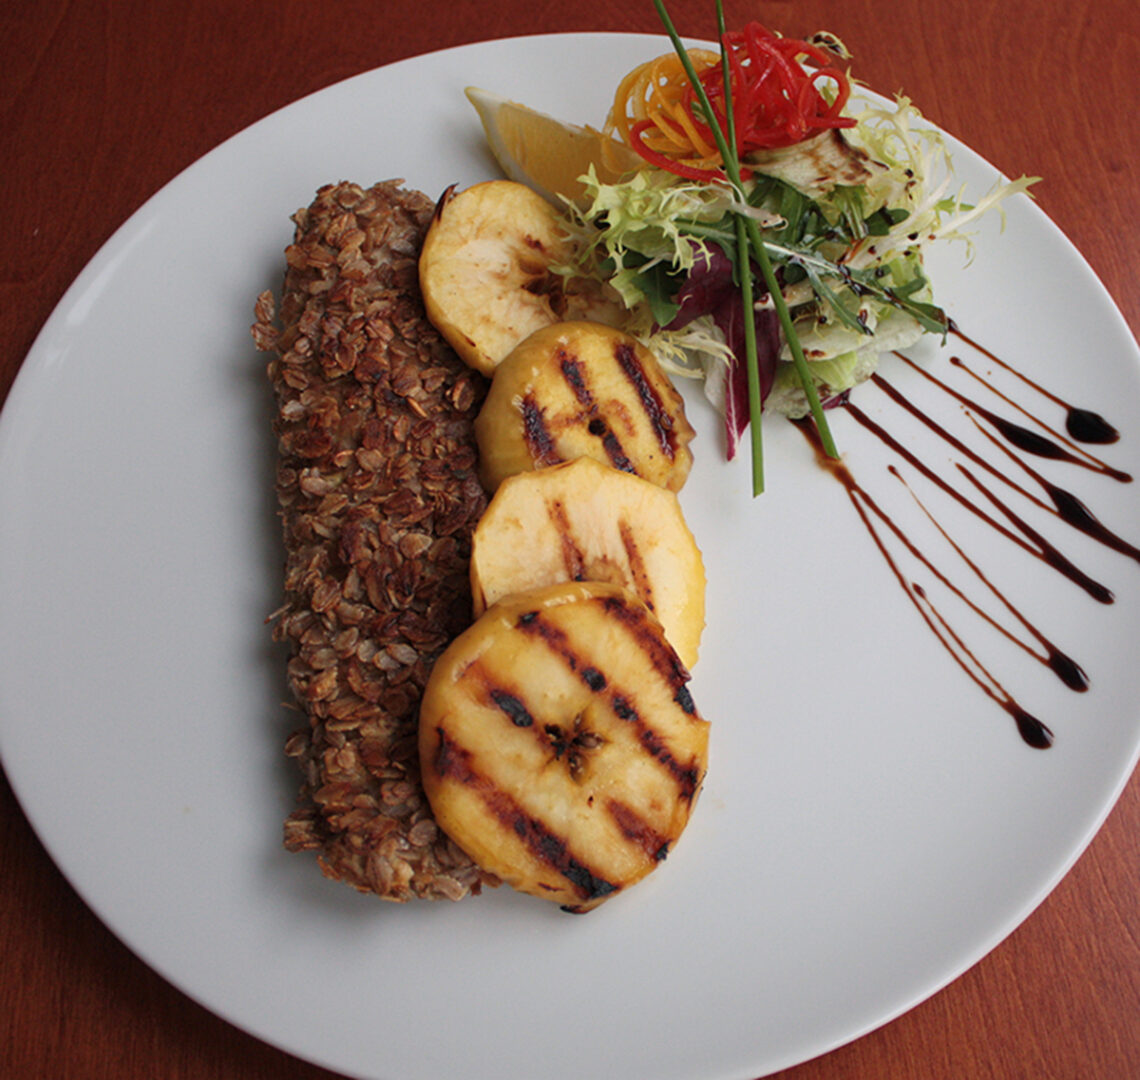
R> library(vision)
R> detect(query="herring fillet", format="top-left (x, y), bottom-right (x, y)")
top-left (252, 180), bottom-right (497, 901)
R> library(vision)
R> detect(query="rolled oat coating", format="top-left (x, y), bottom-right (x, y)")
top-left (253, 180), bottom-right (496, 901)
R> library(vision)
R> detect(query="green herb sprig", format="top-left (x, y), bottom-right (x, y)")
top-left (651, 0), bottom-right (840, 493)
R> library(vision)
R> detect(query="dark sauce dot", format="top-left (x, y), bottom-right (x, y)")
top-left (1012, 708), bottom-right (1055, 749)
top-left (1066, 407), bottom-right (1120, 444)
top-left (1047, 650), bottom-right (1089, 692)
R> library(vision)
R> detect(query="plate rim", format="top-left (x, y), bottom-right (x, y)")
top-left (2, 29), bottom-right (1139, 1080)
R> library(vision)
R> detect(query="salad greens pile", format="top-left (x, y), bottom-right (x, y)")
top-left (558, 3), bottom-right (1037, 491)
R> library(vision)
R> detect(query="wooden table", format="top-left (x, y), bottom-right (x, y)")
top-left (2, 1), bottom-right (1137, 1077)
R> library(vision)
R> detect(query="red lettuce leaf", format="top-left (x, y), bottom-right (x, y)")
top-left (666, 246), bottom-right (782, 459)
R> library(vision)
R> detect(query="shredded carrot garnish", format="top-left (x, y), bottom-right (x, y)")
top-left (606, 24), bottom-right (855, 181)
top-left (606, 50), bottom-right (723, 180)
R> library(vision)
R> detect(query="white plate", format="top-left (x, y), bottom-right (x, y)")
top-left (1, 32), bottom-right (1139, 1080)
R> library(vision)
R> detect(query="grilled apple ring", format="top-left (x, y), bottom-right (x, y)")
top-left (418, 581), bottom-right (709, 912)
top-left (470, 457), bottom-right (706, 669)
top-left (474, 320), bottom-right (696, 493)
top-left (419, 180), bottom-right (620, 376)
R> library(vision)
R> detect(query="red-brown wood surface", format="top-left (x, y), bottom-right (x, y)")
top-left (2, 2), bottom-right (1138, 1077)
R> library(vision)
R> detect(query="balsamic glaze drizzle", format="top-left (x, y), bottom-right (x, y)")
top-left (950, 323), bottom-right (1121, 445)
top-left (875, 363), bottom-right (1140, 570)
top-left (811, 331), bottom-right (1135, 748)
top-left (896, 351), bottom-right (1131, 482)
top-left (859, 378), bottom-right (1113, 603)
top-left (797, 420), bottom-right (1057, 750)
top-left (964, 416), bottom-right (1140, 565)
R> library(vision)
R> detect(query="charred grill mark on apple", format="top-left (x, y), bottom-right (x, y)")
top-left (614, 339), bottom-right (677, 459)
top-left (581, 665), bottom-right (608, 691)
top-left (513, 606), bottom-right (585, 677)
top-left (609, 693), bottom-right (703, 800)
top-left (478, 662), bottom-right (604, 767)
top-left (605, 798), bottom-right (673, 861)
top-left (545, 497), bottom-right (587, 581)
top-left (519, 392), bottom-right (561, 468)
top-left (489, 688), bottom-right (535, 728)
top-left (674, 684), bottom-right (697, 715)
top-left (511, 602), bottom-right (702, 796)
top-left (558, 348), bottom-right (591, 405)
top-left (598, 592), bottom-right (692, 684)
top-left (516, 595), bottom-right (691, 693)
top-left (618, 518), bottom-right (656, 614)
top-left (469, 659), bottom-right (551, 736)
top-left (557, 348), bottom-right (639, 475)
top-left (597, 427), bottom-right (638, 474)
top-left (431, 727), bottom-right (617, 905)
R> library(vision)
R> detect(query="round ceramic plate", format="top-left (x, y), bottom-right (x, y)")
top-left (1, 32), bottom-right (1138, 1080)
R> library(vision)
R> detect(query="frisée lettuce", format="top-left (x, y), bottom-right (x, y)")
top-left (561, 92), bottom-right (1037, 446)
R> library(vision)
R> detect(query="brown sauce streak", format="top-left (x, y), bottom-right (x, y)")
top-left (951, 324), bottom-right (1121, 445)
top-left (808, 330), bottom-right (1135, 748)
top-left (797, 420), bottom-right (1056, 749)
top-left (952, 411), bottom-right (1140, 564)
top-left (852, 387), bottom-right (1112, 603)
top-left (886, 464), bottom-right (1088, 692)
top-left (895, 350), bottom-right (1130, 482)
top-left (877, 365), bottom-right (1139, 568)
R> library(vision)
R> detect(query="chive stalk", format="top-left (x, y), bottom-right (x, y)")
top-left (714, 1), bottom-right (764, 494)
top-left (651, 0), bottom-right (840, 473)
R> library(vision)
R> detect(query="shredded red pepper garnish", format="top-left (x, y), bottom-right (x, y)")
top-left (610, 22), bottom-right (855, 181)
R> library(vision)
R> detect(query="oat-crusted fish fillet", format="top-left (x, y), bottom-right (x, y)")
top-left (252, 180), bottom-right (497, 901)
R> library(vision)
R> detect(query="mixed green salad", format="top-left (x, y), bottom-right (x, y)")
top-left (557, 6), bottom-right (1036, 486)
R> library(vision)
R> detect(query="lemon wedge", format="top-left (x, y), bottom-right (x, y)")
top-left (465, 87), bottom-right (644, 208)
